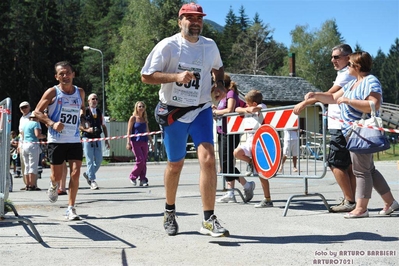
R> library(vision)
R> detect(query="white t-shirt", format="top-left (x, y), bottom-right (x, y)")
top-left (141, 33), bottom-right (223, 123)
top-left (327, 66), bottom-right (356, 130)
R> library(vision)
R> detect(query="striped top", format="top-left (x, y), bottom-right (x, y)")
top-left (340, 75), bottom-right (382, 137)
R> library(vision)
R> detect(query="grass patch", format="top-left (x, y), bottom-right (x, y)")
top-left (374, 143), bottom-right (399, 161)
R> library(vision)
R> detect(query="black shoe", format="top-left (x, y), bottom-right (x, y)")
top-left (83, 172), bottom-right (91, 185)
top-left (164, 210), bottom-right (179, 236)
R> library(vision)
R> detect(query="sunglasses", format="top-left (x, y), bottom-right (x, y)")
top-left (20, 106), bottom-right (29, 109)
top-left (331, 55), bottom-right (345, 60)
top-left (348, 62), bottom-right (355, 68)
top-left (91, 98), bottom-right (98, 101)
top-left (138, 106), bottom-right (145, 108)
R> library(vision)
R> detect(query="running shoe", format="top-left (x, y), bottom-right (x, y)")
top-left (254, 198), bottom-right (274, 208)
top-left (243, 181), bottom-right (256, 202)
top-left (216, 193), bottom-right (237, 203)
top-left (330, 199), bottom-right (356, 213)
top-left (164, 209), bottom-right (179, 236)
top-left (199, 215), bottom-right (230, 237)
top-left (65, 207), bottom-right (81, 221)
top-left (48, 182), bottom-right (58, 203)
top-left (90, 180), bottom-right (99, 190)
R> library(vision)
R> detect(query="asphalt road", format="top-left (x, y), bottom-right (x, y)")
top-left (1, 160), bottom-right (398, 266)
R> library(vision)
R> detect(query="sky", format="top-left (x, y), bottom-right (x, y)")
top-left (199, 0), bottom-right (399, 56)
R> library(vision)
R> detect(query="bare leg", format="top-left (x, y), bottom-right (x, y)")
top-left (331, 166), bottom-right (355, 202)
top-left (50, 164), bottom-right (65, 184)
top-left (226, 180), bottom-right (236, 189)
top-left (58, 162), bottom-right (67, 192)
top-left (259, 178), bottom-right (271, 198)
top-left (238, 177), bottom-right (247, 186)
top-left (67, 160), bottom-right (82, 206)
top-left (293, 156), bottom-right (298, 171)
top-left (233, 148), bottom-right (251, 164)
top-left (197, 143), bottom-right (217, 211)
top-left (164, 159), bottom-right (184, 205)
top-left (279, 155), bottom-right (287, 172)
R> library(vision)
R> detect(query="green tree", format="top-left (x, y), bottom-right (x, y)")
top-left (220, 6), bottom-right (241, 70)
top-left (353, 43), bottom-right (363, 52)
top-left (76, 0), bottom-right (127, 115)
top-left (238, 5), bottom-right (250, 31)
top-left (231, 21), bottom-right (272, 74)
top-left (371, 49), bottom-right (386, 79)
top-left (380, 39), bottom-right (399, 104)
top-left (282, 19), bottom-right (344, 91)
top-left (107, 0), bottom-right (183, 128)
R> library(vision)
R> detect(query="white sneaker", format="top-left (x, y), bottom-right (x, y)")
top-left (48, 182), bottom-right (58, 203)
top-left (130, 179), bottom-right (137, 186)
top-left (254, 198), bottom-right (274, 208)
top-left (216, 193), bottom-right (237, 203)
top-left (90, 181), bottom-right (99, 190)
top-left (65, 207), bottom-right (81, 221)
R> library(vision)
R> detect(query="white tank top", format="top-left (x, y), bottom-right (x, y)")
top-left (47, 85), bottom-right (82, 143)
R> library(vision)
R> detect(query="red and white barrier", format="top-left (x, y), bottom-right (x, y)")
top-left (227, 109), bottom-right (298, 134)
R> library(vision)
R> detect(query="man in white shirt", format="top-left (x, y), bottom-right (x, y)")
top-left (141, 2), bottom-right (229, 237)
top-left (294, 44), bottom-right (356, 212)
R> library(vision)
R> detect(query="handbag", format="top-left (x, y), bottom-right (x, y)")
top-left (346, 101), bottom-right (390, 154)
top-left (155, 102), bottom-right (205, 127)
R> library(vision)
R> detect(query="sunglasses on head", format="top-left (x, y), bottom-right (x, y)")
top-left (348, 62), bottom-right (356, 68)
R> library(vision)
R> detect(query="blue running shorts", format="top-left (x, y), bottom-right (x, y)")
top-left (163, 107), bottom-right (214, 162)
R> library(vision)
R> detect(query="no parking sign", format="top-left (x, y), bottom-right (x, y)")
top-left (252, 124), bottom-right (281, 179)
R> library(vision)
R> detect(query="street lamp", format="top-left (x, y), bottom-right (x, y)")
top-left (83, 46), bottom-right (105, 115)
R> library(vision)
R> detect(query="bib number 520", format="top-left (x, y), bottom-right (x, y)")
top-left (60, 113), bottom-right (78, 124)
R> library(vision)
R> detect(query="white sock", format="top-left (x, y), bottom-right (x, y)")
top-left (243, 182), bottom-right (251, 190)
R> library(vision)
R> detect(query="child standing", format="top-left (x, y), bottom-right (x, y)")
top-left (234, 90), bottom-right (273, 208)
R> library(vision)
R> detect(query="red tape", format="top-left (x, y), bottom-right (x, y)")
top-left (25, 130), bottom-right (163, 145)
top-left (324, 112), bottom-right (399, 134)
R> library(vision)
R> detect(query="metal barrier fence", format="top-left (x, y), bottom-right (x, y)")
top-left (215, 103), bottom-right (329, 216)
top-left (0, 97), bottom-right (42, 242)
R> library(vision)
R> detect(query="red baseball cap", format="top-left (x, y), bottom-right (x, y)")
top-left (179, 2), bottom-right (206, 17)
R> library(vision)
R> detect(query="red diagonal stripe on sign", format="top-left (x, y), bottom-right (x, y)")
top-left (230, 115), bottom-right (244, 132)
top-left (262, 111), bottom-right (275, 125)
top-left (275, 110), bottom-right (292, 128)
top-left (259, 133), bottom-right (273, 170)
top-left (293, 117), bottom-right (298, 127)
